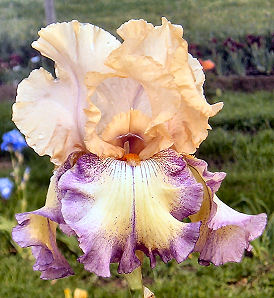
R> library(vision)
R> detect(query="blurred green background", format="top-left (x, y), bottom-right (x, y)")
top-left (0, 1), bottom-right (273, 297)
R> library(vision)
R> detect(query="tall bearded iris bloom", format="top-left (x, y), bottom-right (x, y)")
top-left (12, 18), bottom-right (266, 281)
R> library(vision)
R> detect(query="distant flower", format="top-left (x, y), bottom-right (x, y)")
top-left (0, 177), bottom-right (14, 200)
top-left (12, 65), bottom-right (21, 72)
top-left (199, 59), bottom-right (215, 70)
top-left (9, 53), bottom-right (22, 67)
top-left (246, 34), bottom-right (262, 48)
top-left (0, 61), bottom-right (9, 69)
top-left (74, 288), bottom-right (88, 298)
top-left (30, 56), bottom-right (41, 63)
top-left (223, 37), bottom-right (244, 52)
top-left (189, 43), bottom-right (202, 57)
top-left (64, 288), bottom-right (88, 298)
top-left (1, 129), bottom-right (27, 152)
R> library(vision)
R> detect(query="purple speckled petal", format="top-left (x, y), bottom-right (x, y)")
top-left (12, 212), bottom-right (74, 279)
top-left (153, 151), bottom-right (204, 221)
top-left (198, 195), bottom-right (267, 266)
top-left (55, 152), bottom-right (86, 235)
top-left (186, 155), bottom-right (267, 266)
top-left (58, 149), bottom-right (203, 277)
top-left (12, 170), bottom-right (75, 279)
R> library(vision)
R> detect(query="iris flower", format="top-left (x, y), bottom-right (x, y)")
top-left (12, 18), bottom-right (266, 281)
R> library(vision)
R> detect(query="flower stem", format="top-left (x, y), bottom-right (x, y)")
top-left (124, 252), bottom-right (155, 298)
top-left (125, 266), bottom-right (143, 298)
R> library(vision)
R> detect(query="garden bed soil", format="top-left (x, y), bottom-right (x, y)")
top-left (207, 75), bottom-right (274, 92)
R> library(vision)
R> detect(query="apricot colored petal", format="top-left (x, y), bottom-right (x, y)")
top-left (106, 18), bottom-right (222, 154)
top-left (100, 109), bottom-right (173, 159)
top-left (116, 17), bottom-right (183, 66)
top-left (101, 110), bottom-right (150, 143)
top-left (13, 69), bottom-right (83, 165)
top-left (188, 54), bottom-right (205, 97)
top-left (168, 40), bottom-right (223, 152)
top-left (33, 21), bottom-right (120, 76)
top-left (87, 77), bottom-right (152, 134)
top-left (106, 20), bottom-right (182, 127)
top-left (84, 76), bottom-right (176, 158)
top-left (84, 131), bottom-right (124, 159)
top-left (13, 21), bottom-right (120, 165)
top-left (139, 124), bottom-right (174, 160)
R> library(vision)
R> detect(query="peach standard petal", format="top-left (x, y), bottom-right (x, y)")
top-left (13, 21), bottom-right (120, 165)
top-left (14, 18), bottom-right (222, 164)
top-left (90, 18), bottom-right (223, 156)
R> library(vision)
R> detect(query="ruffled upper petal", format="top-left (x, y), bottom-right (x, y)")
top-left (84, 75), bottom-right (175, 159)
top-left (13, 21), bottom-right (120, 165)
top-left (188, 54), bottom-right (205, 97)
top-left (103, 18), bottom-right (222, 155)
top-left (105, 19), bottom-right (181, 128)
top-left (84, 77), bottom-right (155, 158)
top-left (57, 149), bottom-right (203, 277)
top-left (14, 18), bottom-right (223, 164)
top-left (116, 18), bottom-right (183, 67)
top-left (186, 156), bottom-right (267, 266)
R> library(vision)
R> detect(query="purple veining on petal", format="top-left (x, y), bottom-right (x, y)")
top-left (11, 155), bottom-right (82, 280)
top-left (153, 150), bottom-right (204, 220)
top-left (170, 221), bottom-right (201, 263)
top-left (138, 221), bottom-right (201, 267)
top-left (117, 166), bottom-right (141, 274)
top-left (59, 156), bottom-right (140, 277)
top-left (12, 212), bottom-right (74, 280)
top-left (57, 149), bottom-right (203, 277)
top-left (141, 150), bottom-right (203, 266)
top-left (55, 152), bottom-right (87, 236)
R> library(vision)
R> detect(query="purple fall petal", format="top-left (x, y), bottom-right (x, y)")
top-left (12, 212), bottom-right (74, 279)
top-left (185, 156), bottom-right (226, 194)
top-left (154, 150), bottom-right (204, 221)
top-left (58, 149), bottom-right (203, 277)
top-left (186, 156), bottom-right (267, 266)
top-left (198, 196), bottom-right (267, 266)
